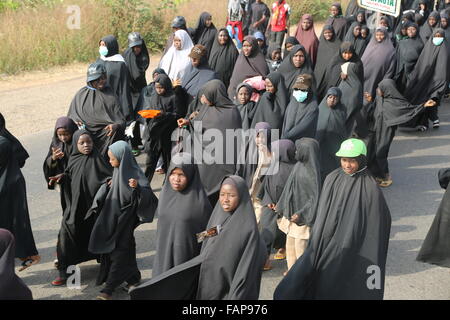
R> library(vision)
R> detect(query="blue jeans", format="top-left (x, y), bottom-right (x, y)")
top-left (226, 25), bottom-right (242, 49)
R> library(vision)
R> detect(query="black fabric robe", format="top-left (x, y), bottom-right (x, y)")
top-left (314, 25), bottom-right (342, 101)
top-left (235, 83), bottom-right (257, 130)
top-left (97, 35), bottom-right (134, 122)
top-left (274, 164), bottom-right (392, 300)
top-left (228, 36), bottom-right (269, 98)
top-left (67, 85), bottom-right (126, 158)
top-left (0, 229), bottom-right (33, 300)
top-left (361, 27), bottom-right (397, 104)
top-left (275, 138), bottom-right (321, 227)
top-left (123, 40), bottom-right (149, 108)
top-left (251, 72), bottom-right (289, 130)
top-left (325, 4), bottom-right (350, 41)
top-left (416, 168), bottom-right (450, 267)
top-left (87, 141), bottom-right (158, 290)
top-left (277, 45), bottom-right (315, 93)
top-left (0, 114), bottom-right (37, 259)
top-left (181, 59), bottom-right (217, 104)
top-left (419, 11), bottom-right (441, 44)
top-left (315, 88), bottom-right (348, 179)
top-left (152, 153), bottom-right (213, 277)
top-left (43, 117), bottom-right (78, 215)
top-left (193, 12), bottom-right (217, 57)
top-left (56, 130), bottom-right (112, 277)
top-left (281, 92), bottom-right (319, 142)
top-left (208, 28), bottom-right (239, 89)
top-left (257, 140), bottom-right (296, 254)
top-left (129, 175), bottom-right (267, 300)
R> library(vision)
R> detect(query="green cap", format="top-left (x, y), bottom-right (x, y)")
top-left (335, 138), bottom-right (367, 157)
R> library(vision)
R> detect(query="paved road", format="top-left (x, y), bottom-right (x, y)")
top-left (9, 100), bottom-right (450, 300)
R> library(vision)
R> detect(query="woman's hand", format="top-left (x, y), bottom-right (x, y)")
top-left (364, 92), bottom-right (373, 102)
top-left (104, 124), bottom-right (117, 137)
top-left (172, 79), bottom-right (182, 87)
top-left (177, 118), bottom-right (190, 128)
top-left (424, 99), bottom-right (437, 108)
top-left (51, 147), bottom-right (65, 161)
top-left (340, 72), bottom-right (348, 80)
top-left (48, 173), bottom-right (64, 187)
top-left (267, 203), bottom-right (276, 211)
top-left (290, 214), bottom-right (300, 223)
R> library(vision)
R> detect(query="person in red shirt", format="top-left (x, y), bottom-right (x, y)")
top-left (268, 0), bottom-right (291, 48)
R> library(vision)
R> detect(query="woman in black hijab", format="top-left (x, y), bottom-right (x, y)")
top-left (420, 11), bottom-right (441, 43)
top-left (403, 28), bottom-right (448, 130)
top-left (208, 28), bottom-right (239, 89)
top-left (315, 87), bottom-right (348, 180)
top-left (67, 62), bottom-right (126, 159)
top-left (235, 83), bottom-right (257, 130)
top-left (283, 36), bottom-right (300, 59)
top-left (0, 114), bottom-right (39, 267)
top-left (177, 79), bottom-right (242, 206)
top-left (153, 153), bottom-right (212, 277)
top-left (50, 130), bottom-right (112, 286)
top-left (251, 71), bottom-right (289, 130)
top-left (318, 41), bottom-right (364, 101)
top-left (43, 117), bottom-right (78, 216)
top-left (0, 229), bottom-right (33, 300)
top-left (228, 35), bottom-right (269, 99)
top-left (277, 45), bottom-right (315, 93)
top-left (276, 138), bottom-right (321, 273)
top-left (257, 139), bottom-right (296, 270)
top-left (314, 25), bottom-right (342, 97)
top-left (193, 12), bottom-right (217, 57)
top-left (393, 22), bottom-right (424, 93)
top-left (130, 175), bottom-right (267, 300)
top-left (88, 141), bottom-right (158, 300)
top-left (326, 3), bottom-right (350, 41)
top-left (357, 25), bottom-right (371, 56)
top-left (282, 74), bottom-right (319, 142)
top-left (97, 35), bottom-right (134, 122)
top-left (368, 79), bottom-right (435, 187)
top-left (274, 138), bottom-right (392, 300)
top-left (140, 74), bottom-right (180, 183)
top-left (361, 27), bottom-right (397, 106)
top-left (416, 167), bottom-right (450, 267)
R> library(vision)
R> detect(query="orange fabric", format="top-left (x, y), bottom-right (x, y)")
top-left (138, 110), bottom-right (162, 119)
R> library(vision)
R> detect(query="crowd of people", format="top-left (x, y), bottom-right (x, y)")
top-left (1, 0), bottom-right (449, 300)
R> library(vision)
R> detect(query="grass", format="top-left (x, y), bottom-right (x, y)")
top-left (0, 0), bottom-right (347, 75)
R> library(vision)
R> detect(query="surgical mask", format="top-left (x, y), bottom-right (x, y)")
top-left (293, 90), bottom-right (308, 102)
top-left (432, 37), bottom-right (444, 46)
top-left (99, 46), bottom-right (109, 57)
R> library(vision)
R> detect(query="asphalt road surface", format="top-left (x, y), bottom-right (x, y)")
top-left (6, 98), bottom-right (450, 300)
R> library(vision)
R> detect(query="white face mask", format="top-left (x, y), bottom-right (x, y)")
top-left (293, 89), bottom-right (308, 102)
top-left (432, 37), bottom-right (444, 46)
top-left (99, 46), bottom-right (109, 57)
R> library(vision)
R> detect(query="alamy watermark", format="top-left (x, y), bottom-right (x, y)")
top-left (66, 5), bottom-right (81, 30)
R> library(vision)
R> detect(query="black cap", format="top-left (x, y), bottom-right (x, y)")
top-left (171, 16), bottom-right (186, 29)
top-left (128, 32), bottom-right (143, 48)
top-left (87, 62), bottom-right (106, 83)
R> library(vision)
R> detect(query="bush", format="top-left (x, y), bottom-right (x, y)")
top-left (289, 0), bottom-right (334, 24)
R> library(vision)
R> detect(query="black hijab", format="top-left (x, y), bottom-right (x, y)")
top-left (0, 113), bottom-right (29, 168)
top-left (316, 87), bottom-right (348, 178)
top-left (361, 27), bottom-right (396, 100)
top-left (193, 12), bottom-right (217, 56)
top-left (0, 229), bottom-right (33, 300)
top-left (228, 36), bottom-right (269, 98)
top-left (420, 11), bottom-right (441, 43)
top-left (181, 56), bottom-right (217, 99)
top-left (356, 25), bottom-right (371, 57)
top-left (67, 82), bottom-right (126, 157)
top-left (88, 141), bottom-right (158, 255)
top-left (275, 138), bottom-right (321, 227)
top-left (190, 80), bottom-right (242, 196)
top-left (152, 153), bottom-right (213, 277)
top-left (404, 28), bottom-right (449, 104)
top-left (314, 25), bottom-right (342, 99)
top-left (235, 83), bottom-right (257, 130)
top-left (208, 28), bottom-right (239, 89)
top-left (319, 41), bottom-right (364, 100)
top-left (277, 45), bottom-right (315, 92)
top-left (283, 36), bottom-right (300, 59)
top-left (274, 163), bottom-right (391, 300)
top-left (123, 38), bottom-right (150, 94)
top-left (196, 175), bottom-right (267, 299)
top-left (325, 3), bottom-right (350, 41)
top-left (282, 86), bottom-right (319, 142)
top-left (338, 62), bottom-right (364, 128)
top-left (251, 72), bottom-right (289, 130)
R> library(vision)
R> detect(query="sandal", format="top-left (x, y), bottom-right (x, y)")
top-left (274, 249), bottom-right (286, 260)
top-left (96, 293), bottom-right (112, 300)
top-left (378, 178), bottom-right (393, 188)
top-left (433, 120), bottom-right (440, 129)
top-left (18, 255), bottom-right (41, 272)
top-left (51, 277), bottom-right (67, 287)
